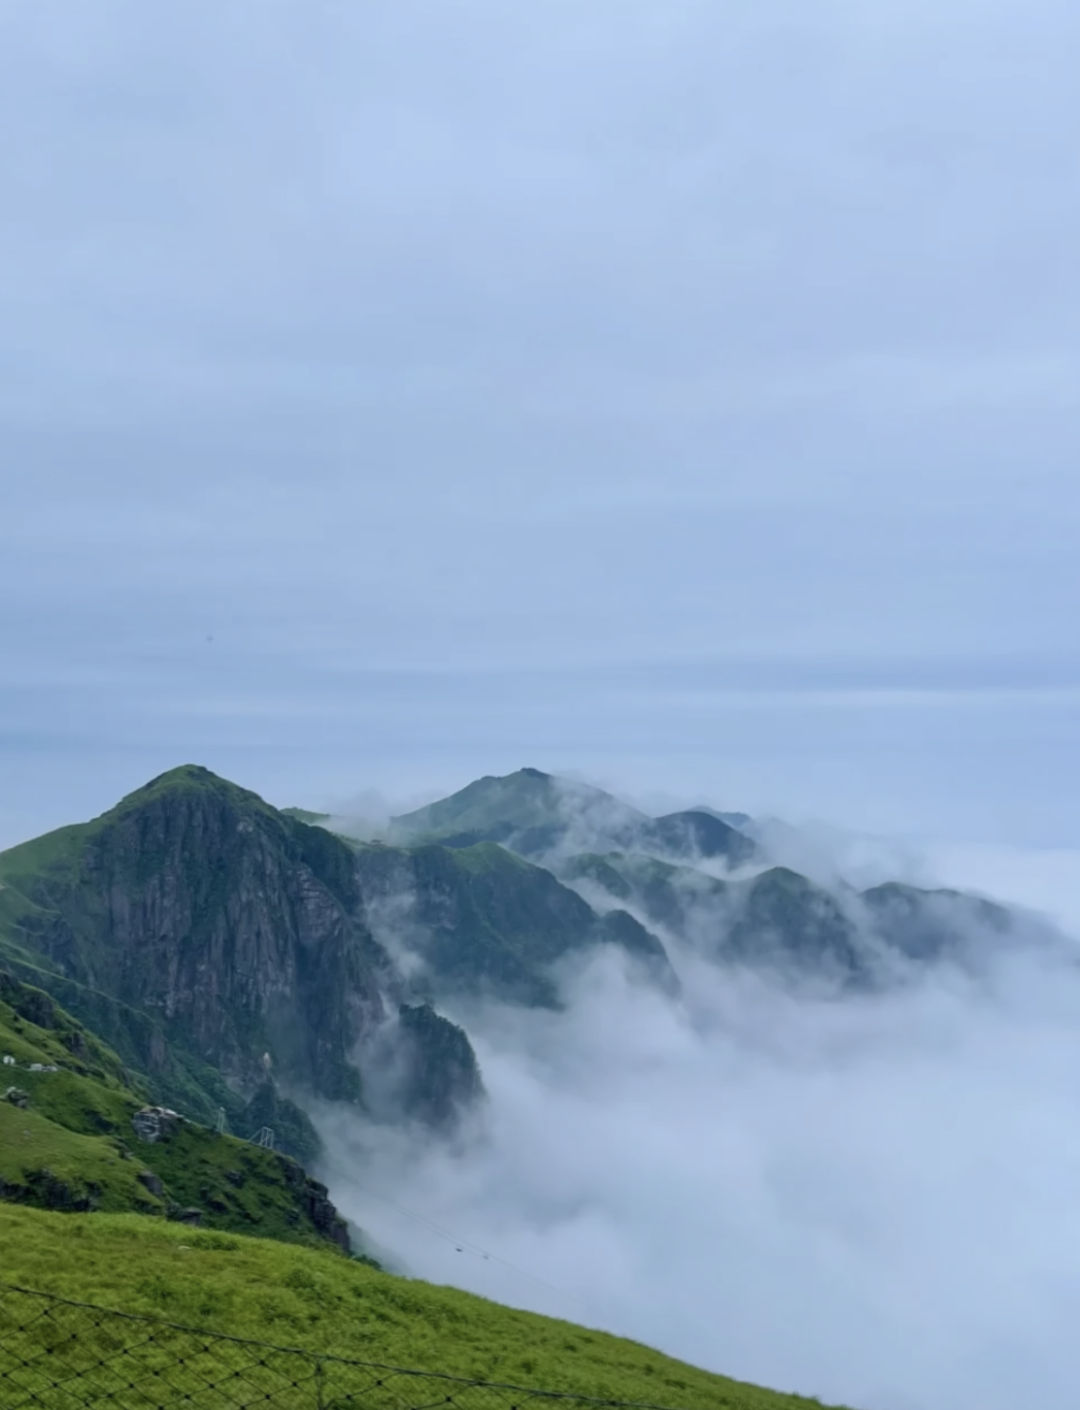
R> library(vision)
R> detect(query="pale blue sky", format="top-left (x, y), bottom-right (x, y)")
top-left (3, 0), bottom-right (1078, 849)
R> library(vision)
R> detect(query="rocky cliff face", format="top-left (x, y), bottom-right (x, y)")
top-left (394, 1002), bottom-right (485, 1128)
top-left (6, 768), bottom-right (654, 1133)
top-left (2, 767), bottom-right (385, 1103)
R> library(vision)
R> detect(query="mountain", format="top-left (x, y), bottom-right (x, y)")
top-left (561, 849), bottom-right (1026, 984)
top-left (391, 767), bottom-right (756, 865)
top-left (0, 766), bottom-right (478, 1131)
top-left (1, 760), bottom-right (1044, 1258)
top-left (0, 763), bottom-right (690, 1261)
top-left (694, 806), bottom-right (754, 830)
top-left (561, 850), bottom-right (730, 936)
top-left (561, 856), bottom-right (864, 980)
top-left (353, 838), bottom-right (674, 1007)
top-left (0, 766), bottom-right (679, 1132)
top-left (859, 881), bottom-right (1014, 962)
top-left (390, 767), bottom-right (642, 852)
top-left (1, 767), bottom-right (1035, 1096)
top-left (725, 868), bottom-right (865, 979)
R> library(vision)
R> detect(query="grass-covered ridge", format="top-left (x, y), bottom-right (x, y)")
top-left (0, 1206), bottom-right (851, 1409)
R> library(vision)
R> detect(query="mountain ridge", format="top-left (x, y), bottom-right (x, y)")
top-left (389, 767), bottom-right (757, 866)
top-left (1, 760), bottom-right (1047, 1259)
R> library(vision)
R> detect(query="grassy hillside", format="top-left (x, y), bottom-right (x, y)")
top-left (0, 973), bottom-right (348, 1250)
top-left (0, 1205), bottom-right (850, 1409)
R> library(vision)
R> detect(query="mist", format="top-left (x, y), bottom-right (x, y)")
top-left (315, 841), bottom-right (1080, 1410)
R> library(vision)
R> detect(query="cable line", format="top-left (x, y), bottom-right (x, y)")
top-left (318, 1154), bottom-right (609, 1325)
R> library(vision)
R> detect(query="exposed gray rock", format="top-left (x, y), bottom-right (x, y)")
top-left (137, 1169), bottom-right (164, 1197)
top-left (131, 1106), bottom-right (183, 1143)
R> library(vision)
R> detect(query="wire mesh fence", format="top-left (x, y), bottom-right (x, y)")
top-left (0, 1282), bottom-right (686, 1410)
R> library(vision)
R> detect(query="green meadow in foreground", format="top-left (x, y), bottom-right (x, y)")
top-left (0, 1206), bottom-right (852, 1410)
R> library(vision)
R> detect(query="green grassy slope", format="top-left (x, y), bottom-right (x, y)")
top-left (0, 1206), bottom-right (851, 1409)
top-left (0, 1102), bottom-right (164, 1215)
top-left (0, 975), bottom-right (347, 1250)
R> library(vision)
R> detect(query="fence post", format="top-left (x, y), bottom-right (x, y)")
top-left (315, 1353), bottom-right (325, 1410)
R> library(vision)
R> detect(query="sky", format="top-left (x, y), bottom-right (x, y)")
top-left (2, 1), bottom-right (1078, 853)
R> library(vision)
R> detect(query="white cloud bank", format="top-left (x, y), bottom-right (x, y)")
top-left (317, 848), bottom-right (1080, 1410)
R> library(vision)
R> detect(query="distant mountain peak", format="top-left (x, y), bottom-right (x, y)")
top-left (388, 768), bottom-right (757, 867)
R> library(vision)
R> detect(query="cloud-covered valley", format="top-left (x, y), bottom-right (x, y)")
top-left (318, 813), bottom-right (1080, 1410)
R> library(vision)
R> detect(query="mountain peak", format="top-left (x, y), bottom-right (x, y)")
top-left (106, 765), bottom-right (274, 821)
top-left (389, 768), bottom-right (633, 850)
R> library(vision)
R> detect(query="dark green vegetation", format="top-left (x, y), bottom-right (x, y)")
top-left (0, 1205), bottom-right (851, 1409)
top-left (0, 973), bottom-right (349, 1250)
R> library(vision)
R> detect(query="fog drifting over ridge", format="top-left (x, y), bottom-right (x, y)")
top-left (312, 804), bottom-right (1080, 1410)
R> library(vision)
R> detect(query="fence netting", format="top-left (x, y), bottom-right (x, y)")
top-left (0, 1282), bottom-right (685, 1410)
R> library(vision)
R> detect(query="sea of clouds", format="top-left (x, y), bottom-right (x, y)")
top-left (315, 831), bottom-right (1080, 1410)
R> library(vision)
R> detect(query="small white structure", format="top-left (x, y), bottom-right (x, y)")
top-left (1, 1055), bottom-right (14, 1066)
